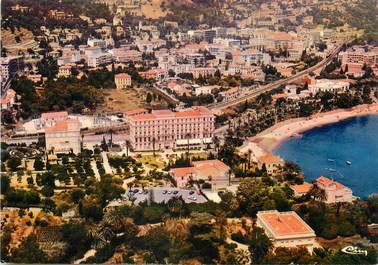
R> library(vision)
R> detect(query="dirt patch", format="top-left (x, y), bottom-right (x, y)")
top-left (317, 234), bottom-right (363, 249)
top-left (141, 0), bottom-right (169, 19)
top-left (98, 88), bottom-right (148, 113)
top-left (2, 28), bottom-right (34, 46)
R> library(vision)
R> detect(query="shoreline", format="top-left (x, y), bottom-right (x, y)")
top-left (238, 103), bottom-right (378, 159)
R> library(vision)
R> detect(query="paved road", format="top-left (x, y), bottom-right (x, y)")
top-left (209, 42), bottom-right (347, 113)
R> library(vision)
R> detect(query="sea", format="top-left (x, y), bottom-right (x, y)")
top-left (274, 115), bottom-right (378, 198)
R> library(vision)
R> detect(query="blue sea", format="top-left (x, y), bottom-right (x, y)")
top-left (274, 115), bottom-right (378, 198)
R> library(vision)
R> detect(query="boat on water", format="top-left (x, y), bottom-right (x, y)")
top-left (346, 161), bottom-right (352, 165)
top-left (327, 159), bottom-right (335, 162)
top-left (325, 168), bottom-right (336, 172)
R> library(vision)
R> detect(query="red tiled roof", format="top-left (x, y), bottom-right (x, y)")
top-left (291, 182), bottom-right (313, 194)
top-left (115, 73), bottom-right (131, 79)
top-left (258, 211), bottom-right (314, 237)
top-left (41, 111), bottom-right (68, 120)
top-left (259, 154), bottom-right (283, 164)
top-left (170, 167), bottom-right (196, 178)
top-left (130, 107), bottom-right (213, 121)
top-left (45, 118), bottom-right (79, 133)
top-left (316, 176), bottom-right (333, 185)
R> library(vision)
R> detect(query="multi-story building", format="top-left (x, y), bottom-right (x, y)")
top-left (111, 48), bottom-right (142, 63)
top-left (193, 85), bottom-right (218, 96)
top-left (316, 176), bottom-right (354, 204)
top-left (135, 39), bottom-right (166, 53)
top-left (340, 46), bottom-right (378, 68)
top-left (190, 67), bottom-right (217, 79)
top-left (86, 52), bottom-right (113, 68)
top-left (256, 210), bottom-right (316, 252)
top-left (87, 38), bottom-right (106, 48)
top-left (242, 48), bottom-right (271, 65)
top-left (138, 68), bottom-right (168, 80)
top-left (0, 89), bottom-right (16, 110)
top-left (45, 118), bottom-right (81, 154)
top-left (128, 106), bottom-right (215, 151)
top-left (48, 9), bottom-right (74, 20)
top-left (58, 65), bottom-right (72, 78)
top-left (0, 56), bottom-right (24, 92)
top-left (308, 79), bottom-right (350, 94)
top-left (114, 73), bottom-right (132, 89)
top-left (227, 64), bottom-right (266, 81)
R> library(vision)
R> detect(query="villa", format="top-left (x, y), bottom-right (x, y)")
top-left (257, 154), bottom-right (285, 175)
top-left (291, 182), bottom-right (313, 197)
top-left (114, 73), bottom-right (132, 89)
top-left (256, 210), bottom-right (316, 252)
top-left (170, 159), bottom-right (231, 191)
top-left (316, 176), bottom-right (354, 203)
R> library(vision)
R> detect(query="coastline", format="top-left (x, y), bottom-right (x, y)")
top-left (238, 103), bottom-right (378, 159)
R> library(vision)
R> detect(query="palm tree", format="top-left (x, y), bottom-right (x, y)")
top-left (215, 210), bottom-right (227, 240)
top-left (152, 137), bottom-right (156, 157)
top-left (109, 129), bottom-right (114, 149)
top-left (247, 149), bottom-right (252, 169)
top-left (186, 133), bottom-right (191, 159)
top-left (125, 140), bottom-right (129, 157)
top-left (309, 183), bottom-right (327, 202)
top-left (213, 135), bottom-right (220, 157)
top-left (228, 169), bottom-right (232, 186)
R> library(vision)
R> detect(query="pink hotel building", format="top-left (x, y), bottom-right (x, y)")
top-left (128, 106), bottom-right (215, 151)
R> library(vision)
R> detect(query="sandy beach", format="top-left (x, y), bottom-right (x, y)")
top-left (238, 103), bottom-right (378, 158)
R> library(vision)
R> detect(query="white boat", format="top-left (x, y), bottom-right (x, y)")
top-left (327, 159), bottom-right (335, 162)
top-left (346, 161), bottom-right (352, 165)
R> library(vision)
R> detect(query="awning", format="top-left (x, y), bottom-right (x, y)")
top-left (176, 138), bottom-right (202, 145)
top-left (203, 138), bottom-right (213, 144)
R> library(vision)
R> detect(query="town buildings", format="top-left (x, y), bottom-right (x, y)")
top-left (256, 210), bottom-right (316, 252)
top-left (128, 106), bottom-right (215, 151)
top-left (316, 176), bottom-right (354, 203)
top-left (340, 45), bottom-right (378, 68)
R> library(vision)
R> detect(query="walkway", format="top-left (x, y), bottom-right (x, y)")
top-left (101, 152), bottom-right (113, 175)
top-left (91, 160), bottom-right (101, 181)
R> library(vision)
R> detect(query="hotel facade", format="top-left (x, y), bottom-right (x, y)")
top-left (128, 106), bottom-right (215, 151)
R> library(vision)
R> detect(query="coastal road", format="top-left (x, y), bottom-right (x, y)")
top-left (209, 42), bottom-right (348, 113)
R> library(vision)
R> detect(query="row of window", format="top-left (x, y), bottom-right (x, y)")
top-left (134, 118), bottom-right (214, 126)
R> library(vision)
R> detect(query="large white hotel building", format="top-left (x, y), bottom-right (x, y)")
top-left (128, 106), bottom-right (215, 151)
